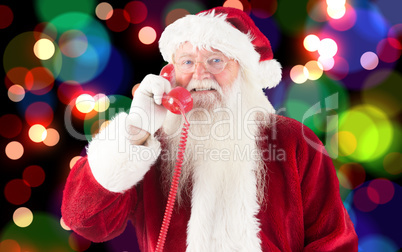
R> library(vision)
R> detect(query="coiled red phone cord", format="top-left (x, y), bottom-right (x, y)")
top-left (155, 104), bottom-right (190, 252)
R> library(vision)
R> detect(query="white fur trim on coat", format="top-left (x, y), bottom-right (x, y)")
top-left (158, 10), bottom-right (282, 89)
top-left (87, 112), bottom-right (161, 193)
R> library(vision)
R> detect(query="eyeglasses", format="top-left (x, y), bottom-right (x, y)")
top-left (173, 54), bottom-right (231, 74)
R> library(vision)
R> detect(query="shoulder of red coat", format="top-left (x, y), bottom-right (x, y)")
top-left (258, 114), bottom-right (323, 148)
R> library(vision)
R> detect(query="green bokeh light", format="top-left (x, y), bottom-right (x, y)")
top-left (164, 0), bottom-right (205, 14)
top-left (363, 70), bottom-right (402, 118)
top-left (163, 0), bottom-right (205, 27)
top-left (42, 12), bottom-right (111, 83)
top-left (274, 0), bottom-right (309, 35)
top-left (0, 212), bottom-right (73, 251)
top-left (285, 99), bottom-right (310, 123)
top-left (361, 123), bottom-right (402, 179)
top-left (3, 32), bottom-right (62, 78)
top-left (284, 75), bottom-right (349, 138)
top-left (338, 105), bottom-right (393, 163)
top-left (35, 0), bottom-right (96, 22)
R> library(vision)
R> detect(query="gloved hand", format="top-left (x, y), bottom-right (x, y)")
top-left (126, 74), bottom-right (172, 136)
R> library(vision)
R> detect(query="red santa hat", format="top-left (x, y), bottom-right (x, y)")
top-left (159, 7), bottom-right (282, 89)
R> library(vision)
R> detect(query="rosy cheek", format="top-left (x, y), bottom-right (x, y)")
top-left (175, 73), bottom-right (192, 88)
top-left (215, 74), bottom-right (232, 88)
top-left (219, 63), bottom-right (239, 86)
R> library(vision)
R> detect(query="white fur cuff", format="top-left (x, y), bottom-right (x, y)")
top-left (87, 112), bottom-right (161, 193)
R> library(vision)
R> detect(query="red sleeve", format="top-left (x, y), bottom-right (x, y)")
top-left (61, 156), bottom-right (137, 242)
top-left (298, 127), bottom-right (358, 251)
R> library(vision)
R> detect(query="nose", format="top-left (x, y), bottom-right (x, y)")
top-left (192, 62), bottom-right (212, 80)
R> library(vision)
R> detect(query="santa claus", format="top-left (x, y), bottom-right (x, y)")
top-left (62, 7), bottom-right (358, 252)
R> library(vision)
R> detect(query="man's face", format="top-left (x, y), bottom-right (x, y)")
top-left (173, 42), bottom-right (240, 94)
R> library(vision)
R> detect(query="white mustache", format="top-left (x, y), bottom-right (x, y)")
top-left (186, 79), bottom-right (224, 95)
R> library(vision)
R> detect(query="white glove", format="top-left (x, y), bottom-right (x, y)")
top-left (126, 74), bottom-right (172, 135)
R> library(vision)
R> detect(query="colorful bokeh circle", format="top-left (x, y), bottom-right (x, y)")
top-left (4, 179), bottom-right (32, 205)
top-left (337, 105), bottom-right (393, 163)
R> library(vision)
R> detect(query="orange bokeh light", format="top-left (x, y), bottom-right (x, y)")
top-left (5, 141), bottom-right (24, 160)
top-left (223, 0), bottom-right (243, 10)
top-left (43, 128), bottom-right (60, 146)
top-left (165, 8), bottom-right (189, 26)
top-left (28, 124), bottom-right (47, 143)
top-left (70, 156), bottom-right (83, 169)
top-left (75, 94), bottom-right (95, 113)
top-left (5, 67), bottom-right (29, 89)
top-left (303, 34), bottom-right (320, 52)
top-left (8, 84), bottom-right (25, 102)
top-left (25, 66), bottom-right (55, 95)
top-left (138, 26), bottom-right (156, 45)
top-left (95, 2), bottom-right (113, 20)
top-left (290, 65), bottom-right (307, 84)
top-left (304, 60), bottom-right (323, 80)
top-left (0, 239), bottom-right (21, 252)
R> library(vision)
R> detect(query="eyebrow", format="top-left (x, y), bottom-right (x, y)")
top-left (176, 52), bottom-right (225, 58)
top-left (176, 53), bottom-right (195, 58)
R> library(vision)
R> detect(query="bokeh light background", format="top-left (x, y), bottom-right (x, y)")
top-left (1, 0), bottom-right (401, 251)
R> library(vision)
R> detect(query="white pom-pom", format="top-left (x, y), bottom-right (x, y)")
top-left (259, 59), bottom-right (282, 89)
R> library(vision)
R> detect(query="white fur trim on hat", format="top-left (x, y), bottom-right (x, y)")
top-left (159, 10), bottom-right (282, 89)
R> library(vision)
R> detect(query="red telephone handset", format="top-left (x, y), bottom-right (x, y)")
top-left (156, 64), bottom-right (191, 252)
top-left (131, 64), bottom-right (193, 114)
top-left (160, 64), bottom-right (193, 114)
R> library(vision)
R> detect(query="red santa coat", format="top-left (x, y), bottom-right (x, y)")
top-left (62, 114), bottom-right (358, 251)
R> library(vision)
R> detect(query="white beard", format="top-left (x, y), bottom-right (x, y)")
top-left (160, 72), bottom-right (274, 205)
top-left (158, 72), bottom-right (275, 251)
